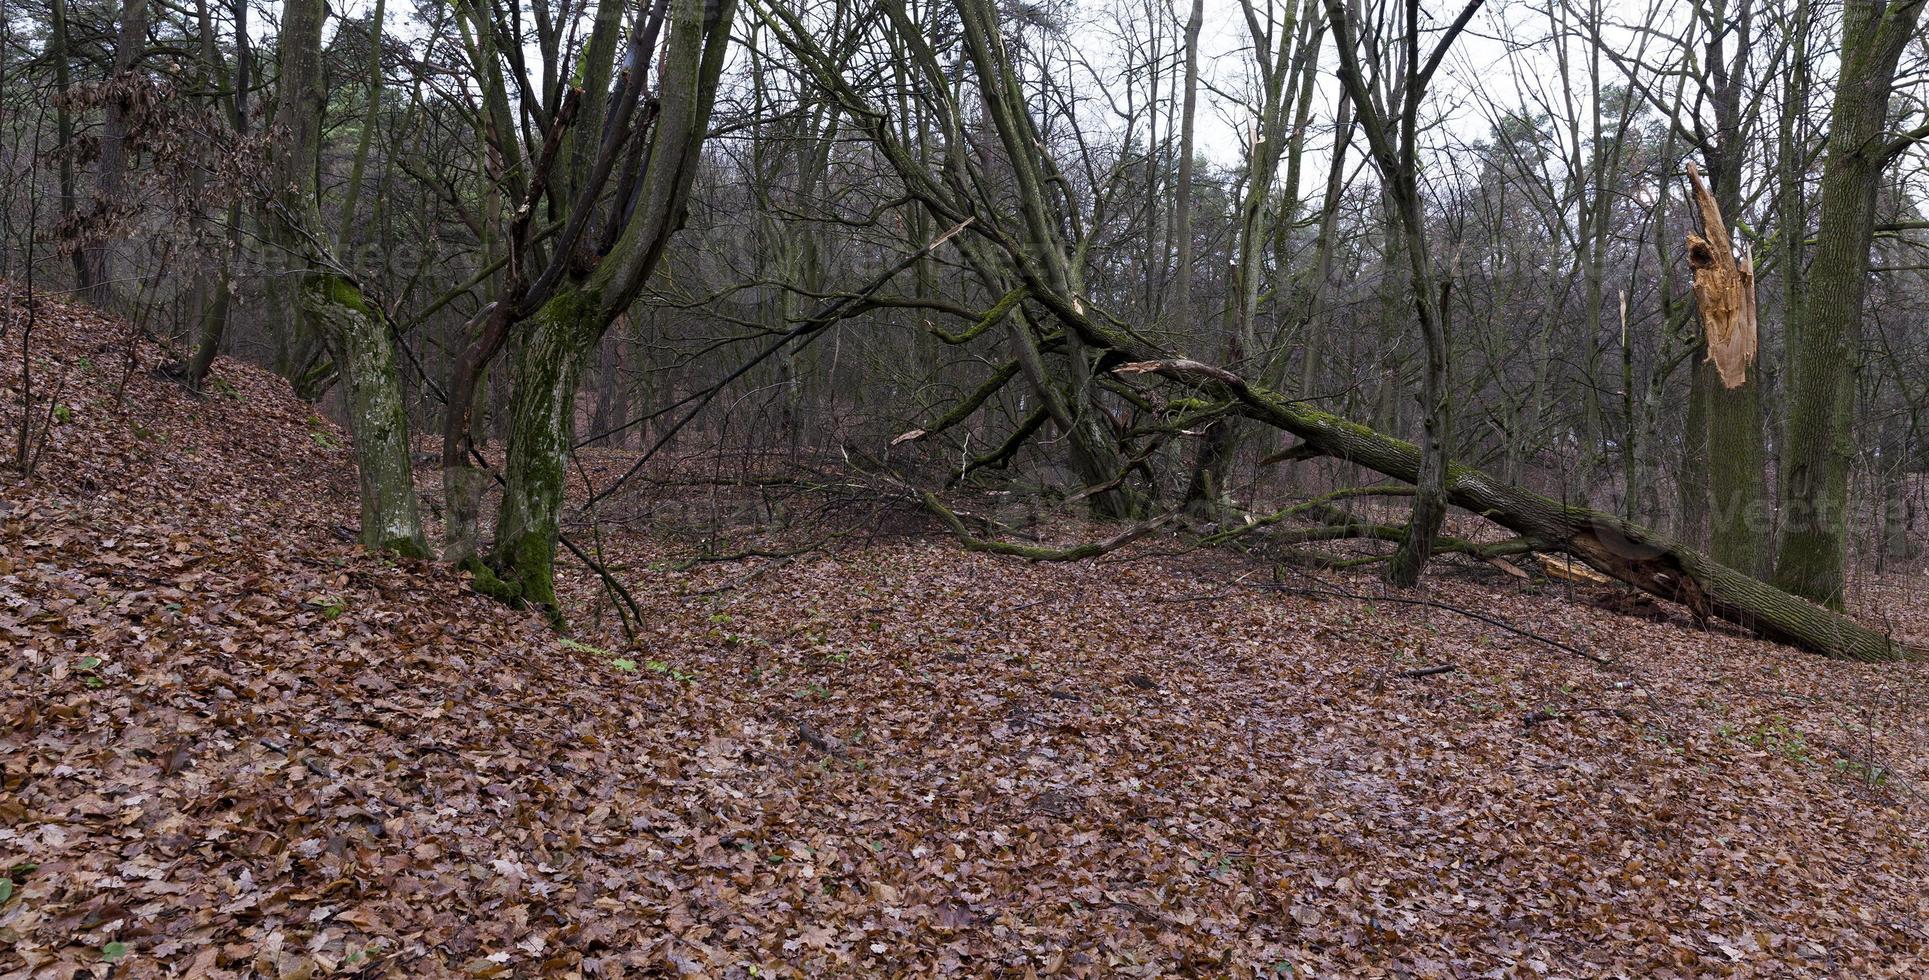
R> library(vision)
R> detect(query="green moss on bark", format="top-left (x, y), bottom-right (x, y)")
top-left (296, 274), bottom-right (428, 559)
top-left (484, 288), bottom-right (596, 626)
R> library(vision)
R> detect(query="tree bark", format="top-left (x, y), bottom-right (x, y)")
top-left (488, 291), bottom-right (593, 617)
top-left (1185, 0), bottom-right (1316, 515)
top-left (1877, 419), bottom-right (1918, 569)
top-left (1117, 358), bottom-right (1913, 662)
top-left (310, 278), bottom-right (430, 557)
top-left (479, 0), bottom-right (737, 613)
top-left (48, 0), bottom-right (90, 296)
top-left (949, 2), bottom-right (1149, 518)
top-left (178, 0), bottom-right (249, 390)
top-left (1774, 0), bottom-right (1925, 607)
top-left (1683, 158), bottom-right (1767, 577)
top-left (81, 0), bottom-right (149, 308)
top-left (1695, 3), bottom-right (1769, 577)
top-left (268, 0), bottom-right (427, 558)
top-left (1170, 0), bottom-right (1204, 334)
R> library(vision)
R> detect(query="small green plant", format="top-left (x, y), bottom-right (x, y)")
top-left (1735, 715), bottom-right (1812, 764)
top-left (52, 403), bottom-right (72, 424)
top-left (645, 659), bottom-right (697, 682)
top-left (1202, 850), bottom-right (1243, 876)
top-left (314, 597), bottom-right (348, 620)
top-left (209, 377), bottom-right (243, 400)
top-left (1835, 758), bottom-right (1889, 786)
top-left (307, 415), bottom-right (342, 449)
top-left (611, 658), bottom-right (638, 672)
top-left (101, 942), bottom-right (129, 964)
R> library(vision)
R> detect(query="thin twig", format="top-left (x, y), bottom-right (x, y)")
top-left (1253, 565), bottom-right (1617, 669)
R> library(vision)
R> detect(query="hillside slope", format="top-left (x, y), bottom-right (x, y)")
top-left (4, 292), bottom-right (1928, 977)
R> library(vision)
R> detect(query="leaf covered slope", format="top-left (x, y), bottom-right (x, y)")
top-left (4, 293), bottom-right (1928, 976)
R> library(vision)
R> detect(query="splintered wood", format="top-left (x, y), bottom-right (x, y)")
top-left (1683, 161), bottom-right (1758, 389)
top-left (1540, 553), bottom-right (1613, 586)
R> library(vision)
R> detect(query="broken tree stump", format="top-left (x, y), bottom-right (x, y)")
top-left (1684, 161), bottom-right (1758, 389)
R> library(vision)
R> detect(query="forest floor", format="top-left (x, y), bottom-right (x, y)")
top-left (4, 291), bottom-right (1929, 978)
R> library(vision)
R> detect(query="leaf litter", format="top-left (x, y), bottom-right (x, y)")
top-left (3, 291), bottom-right (1927, 976)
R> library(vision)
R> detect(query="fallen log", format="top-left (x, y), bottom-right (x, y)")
top-left (888, 226), bottom-right (1918, 661)
top-left (1112, 359), bottom-right (1915, 662)
top-left (922, 492), bottom-right (1179, 561)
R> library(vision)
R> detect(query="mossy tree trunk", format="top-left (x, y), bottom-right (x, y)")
top-left (1706, 369), bottom-right (1766, 576)
top-left (267, 0), bottom-right (427, 558)
top-left (1774, 0), bottom-right (1924, 607)
top-left (306, 276), bottom-right (429, 557)
top-left (462, 0), bottom-right (736, 615)
top-left (1677, 12), bottom-right (1771, 579)
top-left (1186, 2), bottom-right (1316, 518)
top-left (484, 291), bottom-right (595, 615)
top-left (951, 2), bottom-right (1151, 520)
top-left (1678, 356), bottom-right (1711, 546)
top-left (1116, 357), bottom-right (1912, 663)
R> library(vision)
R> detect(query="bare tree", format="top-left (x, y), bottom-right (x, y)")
top-left (1323, 0), bottom-right (1485, 586)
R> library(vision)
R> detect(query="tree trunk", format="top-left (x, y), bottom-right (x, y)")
top-left (82, 0), bottom-right (149, 308)
top-left (440, 311), bottom-right (501, 564)
top-left (1706, 368), bottom-right (1766, 575)
top-left (1678, 355), bottom-right (1711, 546)
top-left (1774, 0), bottom-right (1924, 607)
top-left (269, 0), bottom-right (427, 558)
top-left (1877, 419), bottom-right (1917, 569)
top-left (455, 0), bottom-right (733, 611)
top-left (1169, 0), bottom-right (1204, 333)
top-left (179, 0), bottom-right (248, 390)
top-left (1683, 159), bottom-right (1768, 577)
top-left (1117, 358), bottom-right (1913, 662)
top-left (1321, 0), bottom-right (1477, 587)
top-left (309, 277), bottom-right (429, 557)
top-left (949, 2), bottom-right (1149, 519)
top-left (48, 0), bottom-right (90, 296)
top-left (1186, 0), bottom-right (1314, 515)
top-left (486, 290), bottom-right (594, 618)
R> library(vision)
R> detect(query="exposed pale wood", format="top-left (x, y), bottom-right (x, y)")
top-left (1683, 161), bottom-right (1758, 389)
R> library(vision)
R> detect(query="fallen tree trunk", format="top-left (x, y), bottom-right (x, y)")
top-left (1113, 359), bottom-right (1915, 662)
top-left (750, 0), bottom-right (1906, 662)
top-left (922, 492), bottom-right (1177, 561)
